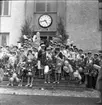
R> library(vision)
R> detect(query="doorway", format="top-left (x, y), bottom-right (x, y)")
top-left (40, 36), bottom-right (52, 47)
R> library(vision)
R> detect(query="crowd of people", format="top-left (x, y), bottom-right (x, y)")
top-left (0, 40), bottom-right (101, 89)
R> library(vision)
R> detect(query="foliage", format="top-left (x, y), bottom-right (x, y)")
top-left (21, 18), bottom-right (32, 38)
top-left (57, 17), bottom-right (69, 43)
top-left (19, 17), bottom-right (33, 46)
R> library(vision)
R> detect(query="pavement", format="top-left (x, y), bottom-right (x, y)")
top-left (0, 94), bottom-right (99, 105)
top-left (0, 83), bottom-right (100, 105)
top-left (0, 86), bottom-right (99, 98)
top-left (0, 78), bottom-right (100, 105)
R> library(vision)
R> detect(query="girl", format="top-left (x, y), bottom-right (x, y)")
top-left (26, 50), bottom-right (34, 87)
top-left (54, 48), bottom-right (64, 84)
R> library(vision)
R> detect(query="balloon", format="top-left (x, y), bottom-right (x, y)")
top-left (44, 65), bottom-right (49, 74)
top-left (79, 67), bottom-right (83, 72)
top-left (64, 60), bottom-right (69, 66)
top-left (73, 70), bottom-right (82, 80)
top-left (12, 73), bottom-right (17, 78)
top-left (63, 66), bottom-right (69, 73)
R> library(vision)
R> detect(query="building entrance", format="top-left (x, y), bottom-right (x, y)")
top-left (40, 36), bottom-right (52, 46)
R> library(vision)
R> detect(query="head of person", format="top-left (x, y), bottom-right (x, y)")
top-left (79, 49), bottom-right (83, 54)
top-left (87, 52), bottom-right (92, 57)
top-left (11, 51), bottom-right (16, 56)
top-left (94, 53), bottom-right (99, 59)
top-left (27, 50), bottom-right (32, 55)
top-left (41, 44), bottom-right (46, 50)
top-left (99, 54), bottom-right (102, 60)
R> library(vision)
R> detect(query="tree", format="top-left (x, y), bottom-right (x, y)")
top-left (19, 17), bottom-right (33, 47)
top-left (21, 18), bottom-right (32, 38)
top-left (57, 17), bottom-right (69, 43)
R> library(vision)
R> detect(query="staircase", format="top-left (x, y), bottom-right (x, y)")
top-left (0, 75), bottom-right (89, 91)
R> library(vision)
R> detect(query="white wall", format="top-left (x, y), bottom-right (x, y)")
top-left (66, 0), bottom-right (101, 51)
top-left (0, 0), bottom-right (25, 46)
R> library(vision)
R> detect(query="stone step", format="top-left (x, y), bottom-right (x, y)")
top-left (0, 80), bottom-right (88, 91)
top-left (1, 75), bottom-right (88, 91)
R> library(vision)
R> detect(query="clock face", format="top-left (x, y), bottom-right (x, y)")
top-left (38, 14), bottom-right (52, 28)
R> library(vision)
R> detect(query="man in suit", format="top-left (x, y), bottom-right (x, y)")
top-left (84, 52), bottom-right (94, 88)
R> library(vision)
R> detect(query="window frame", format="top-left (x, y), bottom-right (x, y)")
top-left (34, 0), bottom-right (57, 13)
top-left (0, 0), bottom-right (11, 17)
top-left (99, 2), bottom-right (102, 31)
top-left (0, 32), bottom-right (9, 46)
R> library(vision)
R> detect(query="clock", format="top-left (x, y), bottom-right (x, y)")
top-left (38, 14), bottom-right (52, 28)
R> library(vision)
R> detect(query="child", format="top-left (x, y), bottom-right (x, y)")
top-left (8, 70), bottom-right (20, 86)
top-left (7, 52), bottom-right (20, 86)
top-left (44, 47), bottom-right (52, 83)
top-left (26, 50), bottom-right (34, 87)
top-left (73, 69), bottom-right (82, 82)
top-left (54, 48), bottom-right (64, 84)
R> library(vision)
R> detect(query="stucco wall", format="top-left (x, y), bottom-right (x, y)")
top-left (66, 0), bottom-right (101, 51)
top-left (0, 0), bottom-right (25, 46)
top-left (0, 0), bottom-right (101, 50)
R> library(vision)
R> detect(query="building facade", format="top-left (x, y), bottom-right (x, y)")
top-left (0, 0), bottom-right (102, 51)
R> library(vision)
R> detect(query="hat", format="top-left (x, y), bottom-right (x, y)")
top-left (94, 53), bottom-right (98, 56)
top-left (33, 47), bottom-right (38, 52)
top-left (88, 51), bottom-right (92, 54)
top-left (20, 47), bottom-right (24, 51)
top-left (46, 46), bottom-right (52, 50)
top-left (41, 44), bottom-right (45, 47)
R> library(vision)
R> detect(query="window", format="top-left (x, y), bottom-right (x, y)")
top-left (0, 1), bottom-right (3, 15)
top-left (0, 0), bottom-right (10, 16)
top-left (98, 0), bottom-right (102, 2)
top-left (0, 33), bottom-right (9, 46)
top-left (47, 2), bottom-right (56, 12)
top-left (36, 2), bottom-right (45, 12)
top-left (35, 0), bottom-right (56, 12)
top-left (99, 1), bottom-right (102, 31)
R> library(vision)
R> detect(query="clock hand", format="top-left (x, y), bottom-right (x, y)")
top-left (40, 20), bottom-right (45, 22)
top-left (44, 20), bottom-right (48, 25)
top-left (40, 20), bottom-right (48, 25)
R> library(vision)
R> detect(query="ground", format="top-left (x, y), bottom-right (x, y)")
top-left (0, 94), bottom-right (99, 105)
top-left (0, 86), bottom-right (100, 105)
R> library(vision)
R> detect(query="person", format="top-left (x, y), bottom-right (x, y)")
top-left (96, 54), bottom-right (102, 104)
top-left (44, 47), bottom-right (52, 83)
top-left (84, 52), bottom-right (94, 88)
top-left (53, 47), bottom-right (64, 84)
top-left (26, 50), bottom-right (34, 87)
top-left (92, 53), bottom-right (100, 89)
top-left (38, 44), bottom-right (46, 78)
